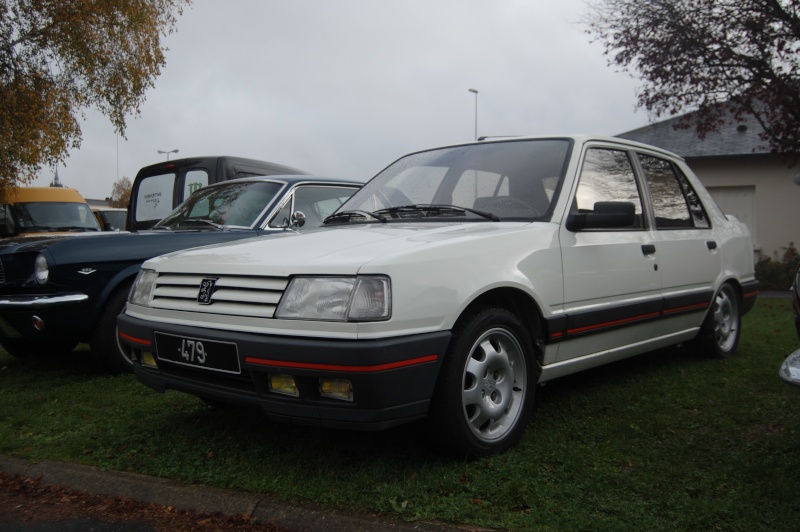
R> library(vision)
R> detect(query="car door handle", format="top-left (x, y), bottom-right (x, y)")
top-left (641, 244), bottom-right (656, 255)
top-left (706, 240), bottom-right (718, 250)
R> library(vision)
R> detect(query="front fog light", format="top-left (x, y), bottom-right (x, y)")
top-left (269, 374), bottom-right (299, 397)
top-left (34, 254), bottom-right (49, 284)
top-left (141, 351), bottom-right (158, 368)
top-left (320, 379), bottom-right (353, 401)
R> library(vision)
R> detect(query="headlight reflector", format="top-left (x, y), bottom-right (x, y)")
top-left (34, 254), bottom-right (49, 284)
top-left (129, 269), bottom-right (158, 307)
top-left (276, 275), bottom-right (391, 321)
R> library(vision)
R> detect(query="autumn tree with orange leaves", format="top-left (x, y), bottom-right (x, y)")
top-left (0, 0), bottom-right (192, 191)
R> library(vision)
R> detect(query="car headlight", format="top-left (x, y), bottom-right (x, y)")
top-left (129, 269), bottom-right (158, 307)
top-left (34, 254), bottom-right (49, 284)
top-left (276, 276), bottom-right (391, 321)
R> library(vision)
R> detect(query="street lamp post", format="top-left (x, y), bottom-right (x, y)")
top-left (468, 88), bottom-right (478, 141)
top-left (158, 149), bottom-right (179, 161)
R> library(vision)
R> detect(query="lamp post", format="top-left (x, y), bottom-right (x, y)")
top-left (158, 149), bottom-right (179, 161)
top-left (468, 88), bottom-right (478, 140)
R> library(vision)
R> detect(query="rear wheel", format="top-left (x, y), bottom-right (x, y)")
top-left (0, 338), bottom-right (78, 358)
top-left (689, 283), bottom-right (741, 358)
top-left (90, 282), bottom-right (134, 373)
top-left (429, 307), bottom-right (539, 458)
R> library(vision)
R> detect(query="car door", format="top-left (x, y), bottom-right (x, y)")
top-left (556, 146), bottom-right (661, 362)
top-left (634, 152), bottom-right (721, 338)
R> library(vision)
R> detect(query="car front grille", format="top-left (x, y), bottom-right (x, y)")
top-left (150, 273), bottom-right (289, 318)
top-left (0, 259), bottom-right (6, 284)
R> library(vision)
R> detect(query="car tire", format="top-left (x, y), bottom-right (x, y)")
top-left (428, 307), bottom-right (539, 458)
top-left (0, 338), bottom-right (78, 358)
top-left (688, 283), bottom-right (741, 358)
top-left (90, 282), bottom-right (134, 374)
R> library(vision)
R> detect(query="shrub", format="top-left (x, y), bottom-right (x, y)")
top-left (755, 242), bottom-right (799, 291)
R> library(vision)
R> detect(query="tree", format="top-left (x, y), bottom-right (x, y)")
top-left (0, 0), bottom-right (192, 191)
top-left (584, 0), bottom-right (800, 158)
top-left (109, 176), bottom-right (132, 208)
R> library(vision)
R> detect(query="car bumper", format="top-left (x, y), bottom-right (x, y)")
top-left (118, 313), bottom-right (451, 430)
top-left (0, 293), bottom-right (89, 342)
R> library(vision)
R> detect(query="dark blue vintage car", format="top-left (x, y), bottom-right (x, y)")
top-left (0, 175), bottom-right (360, 372)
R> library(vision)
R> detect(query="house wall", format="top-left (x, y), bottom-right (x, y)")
top-left (687, 155), bottom-right (800, 259)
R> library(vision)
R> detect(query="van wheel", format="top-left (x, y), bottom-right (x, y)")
top-left (90, 283), bottom-right (133, 374)
top-left (0, 338), bottom-right (78, 358)
top-left (429, 307), bottom-right (538, 458)
top-left (689, 283), bottom-right (741, 358)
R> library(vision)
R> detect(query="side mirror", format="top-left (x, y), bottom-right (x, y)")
top-left (289, 211), bottom-right (306, 229)
top-left (567, 201), bottom-right (636, 231)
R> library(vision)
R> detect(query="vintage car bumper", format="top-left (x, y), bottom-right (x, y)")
top-left (118, 313), bottom-right (451, 430)
top-left (0, 293), bottom-right (89, 341)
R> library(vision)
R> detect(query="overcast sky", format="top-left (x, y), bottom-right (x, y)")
top-left (36, 0), bottom-right (647, 199)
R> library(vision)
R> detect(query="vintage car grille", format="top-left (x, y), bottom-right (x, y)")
top-left (150, 273), bottom-right (289, 318)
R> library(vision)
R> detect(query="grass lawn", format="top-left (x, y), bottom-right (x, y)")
top-left (1, 298), bottom-right (798, 530)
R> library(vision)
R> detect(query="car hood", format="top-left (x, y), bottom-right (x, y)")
top-left (147, 222), bottom-right (555, 276)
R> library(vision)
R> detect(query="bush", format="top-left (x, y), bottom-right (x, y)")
top-left (755, 242), bottom-right (799, 291)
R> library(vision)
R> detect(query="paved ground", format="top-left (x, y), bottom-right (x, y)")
top-left (0, 455), bottom-right (476, 531)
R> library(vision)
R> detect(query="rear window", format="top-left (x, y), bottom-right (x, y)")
top-left (135, 172), bottom-right (175, 223)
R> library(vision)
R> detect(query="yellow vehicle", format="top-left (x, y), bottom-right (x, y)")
top-left (0, 187), bottom-right (101, 237)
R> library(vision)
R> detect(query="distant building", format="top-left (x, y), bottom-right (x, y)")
top-left (618, 106), bottom-right (800, 259)
top-left (50, 168), bottom-right (64, 188)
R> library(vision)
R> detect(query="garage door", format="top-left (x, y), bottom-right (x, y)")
top-left (706, 186), bottom-right (757, 248)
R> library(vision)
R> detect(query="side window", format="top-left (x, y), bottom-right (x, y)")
top-left (573, 148), bottom-right (644, 229)
top-left (269, 186), bottom-right (356, 228)
top-left (639, 154), bottom-right (709, 229)
top-left (183, 170), bottom-right (209, 202)
top-left (135, 172), bottom-right (175, 223)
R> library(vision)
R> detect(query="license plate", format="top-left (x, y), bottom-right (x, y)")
top-left (155, 332), bottom-right (241, 374)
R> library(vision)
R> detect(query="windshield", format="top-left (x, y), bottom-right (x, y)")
top-left (153, 181), bottom-right (283, 229)
top-left (331, 139), bottom-right (571, 223)
top-left (12, 202), bottom-right (100, 232)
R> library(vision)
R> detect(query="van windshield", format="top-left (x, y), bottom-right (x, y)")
top-left (12, 202), bottom-right (101, 233)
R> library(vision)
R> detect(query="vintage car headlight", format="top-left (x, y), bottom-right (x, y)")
top-left (129, 269), bottom-right (158, 307)
top-left (276, 276), bottom-right (391, 321)
top-left (34, 254), bottom-right (49, 284)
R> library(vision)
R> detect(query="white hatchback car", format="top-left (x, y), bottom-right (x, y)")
top-left (119, 136), bottom-right (759, 457)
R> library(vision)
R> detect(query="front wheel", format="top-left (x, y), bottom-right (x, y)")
top-left (688, 283), bottom-right (741, 358)
top-left (428, 307), bottom-right (539, 458)
top-left (90, 282), bottom-right (134, 373)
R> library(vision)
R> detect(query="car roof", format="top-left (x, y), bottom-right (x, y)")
top-left (416, 135), bottom-right (686, 162)
top-left (201, 175), bottom-right (365, 190)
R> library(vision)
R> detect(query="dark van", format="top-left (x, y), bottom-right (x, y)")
top-left (127, 156), bottom-right (307, 231)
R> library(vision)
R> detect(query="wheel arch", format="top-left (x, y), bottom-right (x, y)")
top-left (455, 287), bottom-right (546, 368)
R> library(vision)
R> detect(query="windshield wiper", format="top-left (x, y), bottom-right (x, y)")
top-left (51, 226), bottom-right (100, 232)
top-left (172, 219), bottom-right (224, 231)
top-left (324, 210), bottom-right (387, 224)
top-left (374, 204), bottom-right (500, 222)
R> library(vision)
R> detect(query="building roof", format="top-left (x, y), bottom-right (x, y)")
top-left (617, 105), bottom-right (770, 159)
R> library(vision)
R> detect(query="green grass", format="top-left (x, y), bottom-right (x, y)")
top-left (1, 299), bottom-right (799, 530)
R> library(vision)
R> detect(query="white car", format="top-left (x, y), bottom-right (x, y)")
top-left (119, 136), bottom-right (759, 457)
